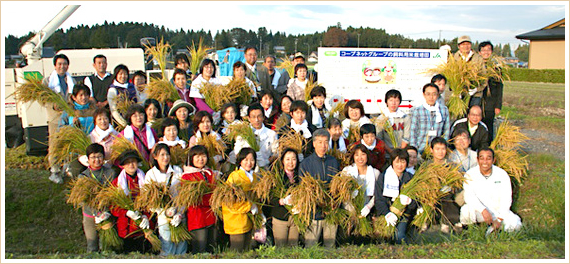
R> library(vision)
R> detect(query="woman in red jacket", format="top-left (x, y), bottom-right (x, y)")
top-left (110, 150), bottom-right (154, 253)
top-left (181, 145), bottom-right (217, 254)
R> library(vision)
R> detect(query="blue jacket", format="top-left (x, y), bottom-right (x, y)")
top-left (298, 152), bottom-right (340, 220)
top-left (58, 101), bottom-right (95, 134)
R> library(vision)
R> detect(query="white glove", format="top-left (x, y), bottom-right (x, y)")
top-left (171, 213), bottom-right (183, 227)
top-left (240, 105), bottom-right (248, 117)
top-left (385, 212), bottom-right (398, 227)
top-left (291, 206), bottom-right (300, 215)
top-left (298, 153), bottom-right (304, 162)
top-left (416, 207), bottom-right (424, 216)
top-left (282, 195), bottom-right (293, 206)
top-left (165, 207), bottom-right (177, 218)
top-left (440, 185), bottom-right (452, 193)
top-left (261, 214), bottom-right (267, 225)
top-left (352, 190), bottom-right (359, 198)
top-left (139, 215), bottom-right (150, 229)
top-left (95, 211), bottom-right (110, 224)
top-left (126, 210), bottom-right (141, 220)
top-left (212, 111), bottom-right (221, 125)
top-left (251, 203), bottom-right (259, 215)
top-left (343, 202), bottom-right (356, 213)
top-left (399, 194), bottom-right (412, 206)
top-left (360, 205), bottom-right (371, 217)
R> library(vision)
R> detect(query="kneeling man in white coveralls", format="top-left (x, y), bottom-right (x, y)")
top-left (460, 147), bottom-right (522, 232)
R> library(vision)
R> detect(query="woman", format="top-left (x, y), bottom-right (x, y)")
top-left (378, 89), bottom-right (411, 151)
top-left (181, 145), bottom-right (217, 254)
top-left (144, 98), bottom-right (162, 127)
top-left (374, 148), bottom-right (417, 244)
top-left (190, 59), bottom-right (220, 113)
top-left (119, 104), bottom-right (157, 163)
top-left (222, 148), bottom-right (258, 252)
top-left (158, 118), bottom-right (186, 149)
top-left (107, 64), bottom-right (139, 128)
top-left (215, 102), bottom-right (240, 135)
top-left (143, 143), bottom-right (186, 256)
top-left (188, 111), bottom-right (225, 164)
top-left (221, 61), bottom-right (257, 101)
top-left (270, 148), bottom-right (300, 247)
top-left (168, 99), bottom-right (196, 142)
top-left (341, 99), bottom-right (371, 140)
top-left (342, 144), bottom-right (380, 218)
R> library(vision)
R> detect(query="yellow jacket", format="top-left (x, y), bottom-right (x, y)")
top-left (222, 169), bottom-right (257, 235)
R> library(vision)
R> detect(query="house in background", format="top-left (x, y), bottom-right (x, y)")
top-left (515, 18), bottom-right (565, 69)
top-left (274, 46), bottom-right (286, 55)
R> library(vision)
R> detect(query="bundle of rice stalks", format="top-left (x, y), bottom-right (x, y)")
top-left (421, 135), bottom-right (433, 161)
top-left (209, 180), bottom-right (249, 219)
top-left (146, 78), bottom-right (180, 104)
top-left (97, 219), bottom-right (123, 251)
top-left (169, 223), bottom-right (193, 244)
top-left (95, 185), bottom-right (161, 251)
top-left (110, 136), bottom-right (150, 172)
top-left (329, 171), bottom-right (360, 204)
top-left (345, 214), bottom-right (374, 237)
top-left (67, 176), bottom-right (104, 209)
top-left (248, 210), bottom-right (266, 230)
top-left (372, 216), bottom-right (396, 239)
top-left (494, 149), bottom-right (529, 185)
top-left (13, 74), bottom-right (75, 116)
top-left (169, 145), bottom-right (189, 167)
top-left (373, 115), bottom-right (398, 148)
top-left (251, 168), bottom-right (285, 203)
top-left (276, 56), bottom-right (295, 78)
top-left (143, 37), bottom-right (171, 78)
top-left (134, 180), bottom-right (172, 212)
top-left (324, 206), bottom-right (349, 227)
top-left (48, 126), bottom-right (91, 166)
top-left (410, 204), bottom-right (436, 229)
top-left (196, 134), bottom-right (227, 168)
top-left (490, 118), bottom-right (528, 150)
top-left (273, 114), bottom-right (290, 132)
top-left (188, 37), bottom-right (211, 75)
top-left (346, 125), bottom-right (361, 145)
top-left (115, 92), bottom-right (136, 118)
top-left (327, 148), bottom-right (351, 169)
top-left (287, 173), bottom-right (328, 233)
top-left (278, 127), bottom-right (307, 155)
top-left (225, 121), bottom-right (259, 152)
top-left (150, 117), bottom-right (167, 132)
top-left (200, 82), bottom-right (235, 112)
top-left (390, 162), bottom-right (463, 226)
top-left (327, 101), bottom-right (346, 123)
top-left (304, 80), bottom-right (321, 102)
top-left (173, 179), bottom-right (212, 208)
top-left (227, 77), bottom-right (254, 106)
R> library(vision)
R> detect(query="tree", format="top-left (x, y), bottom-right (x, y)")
top-left (514, 44), bottom-right (529, 62)
top-left (501, 43), bottom-right (512, 57)
top-left (323, 26), bottom-right (348, 47)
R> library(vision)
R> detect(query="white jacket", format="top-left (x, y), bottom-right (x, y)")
top-left (463, 165), bottom-right (513, 221)
top-left (233, 125), bottom-right (278, 169)
top-left (143, 165), bottom-right (183, 225)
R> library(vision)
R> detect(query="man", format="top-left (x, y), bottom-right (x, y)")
top-left (460, 147), bottom-right (522, 233)
top-left (431, 74), bottom-right (447, 106)
top-left (171, 53), bottom-right (193, 84)
top-left (449, 129), bottom-right (478, 173)
top-left (43, 54), bottom-right (75, 183)
top-left (451, 105), bottom-right (489, 152)
top-left (233, 103), bottom-right (278, 169)
top-left (84, 54), bottom-right (113, 108)
top-left (479, 41), bottom-right (504, 142)
top-left (292, 52), bottom-right (317, 82)
top-left (453, 35), bottom-right (485, 107)
top-left (244, 46), bottom-right (264, 86)
top-left (257, 55), bottom-right (289, 97)
top-left (298, 128), bottom-right (340, 248)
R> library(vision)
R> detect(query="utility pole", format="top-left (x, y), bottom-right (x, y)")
top-left (305, 43), bottom-right (310, 58)
top-left (438, 30), bottom-right (441, 46)
top-left (357, 33), bottom-right (361, 48)
top-left (295, 38), bottom-right (298, 54)
top-left (259, 38), bottom-right (262, 56)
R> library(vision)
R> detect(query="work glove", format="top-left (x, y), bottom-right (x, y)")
top-left (280, 195), bottom-right (293, 206)
top-left (171, 213), bottom-right (183, 227)
top-left (343, 202), bottom-right (356, 213)
top-left (212, 111), bottom-right (221, 125)
top-left (126, 210), bottom-right (141, 220)
top-left (165, 207), bottom-right (177, 218)
top-left (291, 205), bottom-right (300, 215)
top-left (95, 211), bottom-right (111, 224)
top-left (139, 215), bottom-right (150, 229)
top-left (416, 206), bottom-right (424, 216)
top-left (440, 185), bottom-right (452, 193)
top-left (385, 212), bottom-right (398, 227)
top-left (251, 203), bottom-right (259, 215)
top-left (360, 205), bottom-right (371, 217)
top-left (399, 194), bottom-right (412, 206)
top-left (352, 190), bottom-right (359, 198)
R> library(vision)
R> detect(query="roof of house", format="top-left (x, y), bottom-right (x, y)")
top-left (516, 18), bottom-right (565, 40)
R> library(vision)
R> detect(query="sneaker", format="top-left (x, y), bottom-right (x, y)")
top-left (440, 224), bottom-right (450, 234)
top-left (49, 172), bottom-right (63, 184)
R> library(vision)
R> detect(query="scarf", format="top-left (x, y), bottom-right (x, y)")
top-left (329, 137), bottom-right (347, 152)
top-left (271, 69), bottom-right (282, 88)
top-left (382, 166), bottom-right (401, 199)
top-left (310, 103), bottom-right (328, 128)
top-left (93, 125), bottom-right (116, 143)
top-left (159, 136), bottom-right (187, 148)
top-left (118, 169), bottom-right (146, 196)
top-left (123, 123), bottom-right (156, 150)
top-left (361, 139), bottom-right (377, 151)
top-left (291, 120), bottom-right (312, 138)
top-left (406, 167), bottom-right (416, 175)
top-left (460, 50), bottom-right (474, 62)
top-left (48, 70), bottom-right (74, 95)
top-left (112, 80), bottom-right (138, 102)
top-left (240, 167), bottom-right (254, 183)
top-left (221, 119), bottom-right (237, 134)
top-left (264, 106), bottom-right (273, 118)
top-left (422, 101), bottom-right (443, 123)
top-left (345, 164), bottom-right (376, 196)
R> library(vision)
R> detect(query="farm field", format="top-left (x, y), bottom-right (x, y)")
top-left (2, 81), bottom-right (566, 259)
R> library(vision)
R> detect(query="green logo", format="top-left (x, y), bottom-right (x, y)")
top-left (23, 71), bottom-right (43, 79)
top-left (433, 53), bottom-right (441, 58)
top-left (324, 51), bottom-right (338, 56)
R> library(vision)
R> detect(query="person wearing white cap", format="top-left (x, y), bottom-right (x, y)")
top-left (453, 35), bottom-right (486, 108)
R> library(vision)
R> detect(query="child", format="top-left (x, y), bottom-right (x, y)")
top-left (78, 143), bottom-right (117, 252)
top-left (223, 148), bottom-right (259, 252)
top-left (354, 123), bottom-right (387, 172)
top-left (306, 86), bottom-right (329, 129)
top-left (107, 64), bottom-right (139, 127)
top-left (286, 63), bottom-right (309, 101)
top-left (143, 143), bottom-right (186, 256)
top-left (327, 118), bottom-right (347, 153)
top-left (341, 100), bottom-right (371, 139)
top-left (181, 145), bottom-right (217, 254)
top-left (110, 150), bottom-right (153, 253)
top-left (259, 91), bottom-right (280, 130)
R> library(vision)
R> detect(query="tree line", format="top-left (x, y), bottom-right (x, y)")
top-left (5, 21), bottom-right (528, 61)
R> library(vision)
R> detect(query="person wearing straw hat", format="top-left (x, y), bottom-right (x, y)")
top-left (453, 35), bottom-right (485, 108)
top-left (460, 147), bottom-right (522, 233)
top-left (168, 99), bottom-right (196, 142)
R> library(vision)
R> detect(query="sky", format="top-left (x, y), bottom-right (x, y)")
top-left (1, 1), bottom-right (567, 53)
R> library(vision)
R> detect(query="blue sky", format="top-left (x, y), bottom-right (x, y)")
top-left (1, 1), bottom-right (567, 52)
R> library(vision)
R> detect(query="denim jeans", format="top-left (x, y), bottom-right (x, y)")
top-left (158, 224), bottom-right (188, 255)
top-left (394, 221), bottom-right (409, 244)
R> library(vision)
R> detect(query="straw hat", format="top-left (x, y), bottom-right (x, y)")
top-left (168, 99), bottom-right (196, 117)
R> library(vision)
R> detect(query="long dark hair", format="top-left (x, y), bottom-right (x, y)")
top-left (150, 143), bottom-right (171, 169)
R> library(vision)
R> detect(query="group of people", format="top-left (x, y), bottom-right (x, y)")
top-left (40, 35), bottom-right (521, 256)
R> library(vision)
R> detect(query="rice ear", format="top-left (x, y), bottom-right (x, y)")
top-left (188, 37), bottom-right (211, 75)
top-left (48, 126), bottom-right (91, 167)
top-left (14, 74), bottom-right (75, 116)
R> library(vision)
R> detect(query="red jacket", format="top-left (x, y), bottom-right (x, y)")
top-left (110, 173), bottom-right (154, 238)
top-left (181, 167), bottom-right (216, 231)
top-left (351, 138), bottom-right (387, 172)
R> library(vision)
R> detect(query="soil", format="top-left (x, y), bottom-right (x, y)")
top-left (519, 127), bottom-right (566, 160)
